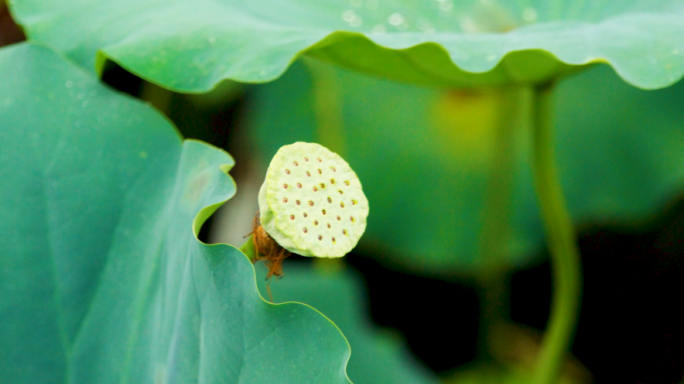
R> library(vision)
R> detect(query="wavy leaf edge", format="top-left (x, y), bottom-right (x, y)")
top-left (83, 16), bottom-right (684, 93)
top-left (188, 140), bottom-right (354, 383)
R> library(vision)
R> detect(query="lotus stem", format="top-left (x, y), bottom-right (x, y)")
top-left (476, 86), bottom-right (521, 360)
top-left (531, 82), bottom-right (582, 384)
top-left (240, 235), bottom-right (257, 262)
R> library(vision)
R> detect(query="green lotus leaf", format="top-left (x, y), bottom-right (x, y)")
top-left (254, 262), bottom-right (439, 384)
top-left (0, 43), bottom-right (351, 383)
top-left (9, 0), bottom-right (684, 91)
top-left (246, 60), bottom-right (684, 274)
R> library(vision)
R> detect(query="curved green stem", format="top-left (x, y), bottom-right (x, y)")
top-left (532, 82), bottom-right (582, 384)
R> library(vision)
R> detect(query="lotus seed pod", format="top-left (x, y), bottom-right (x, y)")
top-left (258, 142), bottom-right (369, 258)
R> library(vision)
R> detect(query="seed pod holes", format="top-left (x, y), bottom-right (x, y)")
top-left (258, 142), bottom-right (369, 258)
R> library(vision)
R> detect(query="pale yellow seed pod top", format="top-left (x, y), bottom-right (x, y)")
top-left (258, 142), bottom-right (369, 257)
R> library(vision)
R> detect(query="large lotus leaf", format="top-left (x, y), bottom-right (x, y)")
top-left (0, 43), bottom-right (351, 383)
top-left (254, 262), bottom-right (439, 384)
top-left (245, 60), bottom-right (684, 275)
top-left (9, 0), bottom-right (684, 91)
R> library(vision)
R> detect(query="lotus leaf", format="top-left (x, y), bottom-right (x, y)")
top-left (9, 0), bottom-right (684, 91)
top-left (254, 262), bottom-right (440, 384)
top-left (0, 43), bottom-right (351, 384)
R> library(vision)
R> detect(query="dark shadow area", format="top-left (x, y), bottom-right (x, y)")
top-left (346, 214), bottom-right (683, 383)
top-left (0, 5), bottom-right (25, 47)
top-left (101, 61), bottom-right (143, 97)
top-left (570, 217), bottom-right (684, 383)
top-left (343, 199), bottom-right (684, 383)
top-left (346, 253), bottom-right (480, 372)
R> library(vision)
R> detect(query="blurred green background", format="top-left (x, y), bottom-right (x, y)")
top-left (240, 59), bottom-right (684, 277)
top-left (126, 54), bottom-right (684, 382)
top-left (133, 56), bottom-right (684, 382)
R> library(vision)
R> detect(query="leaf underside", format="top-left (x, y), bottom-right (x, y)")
top-left (10, 0), bottom-right (684, 91)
